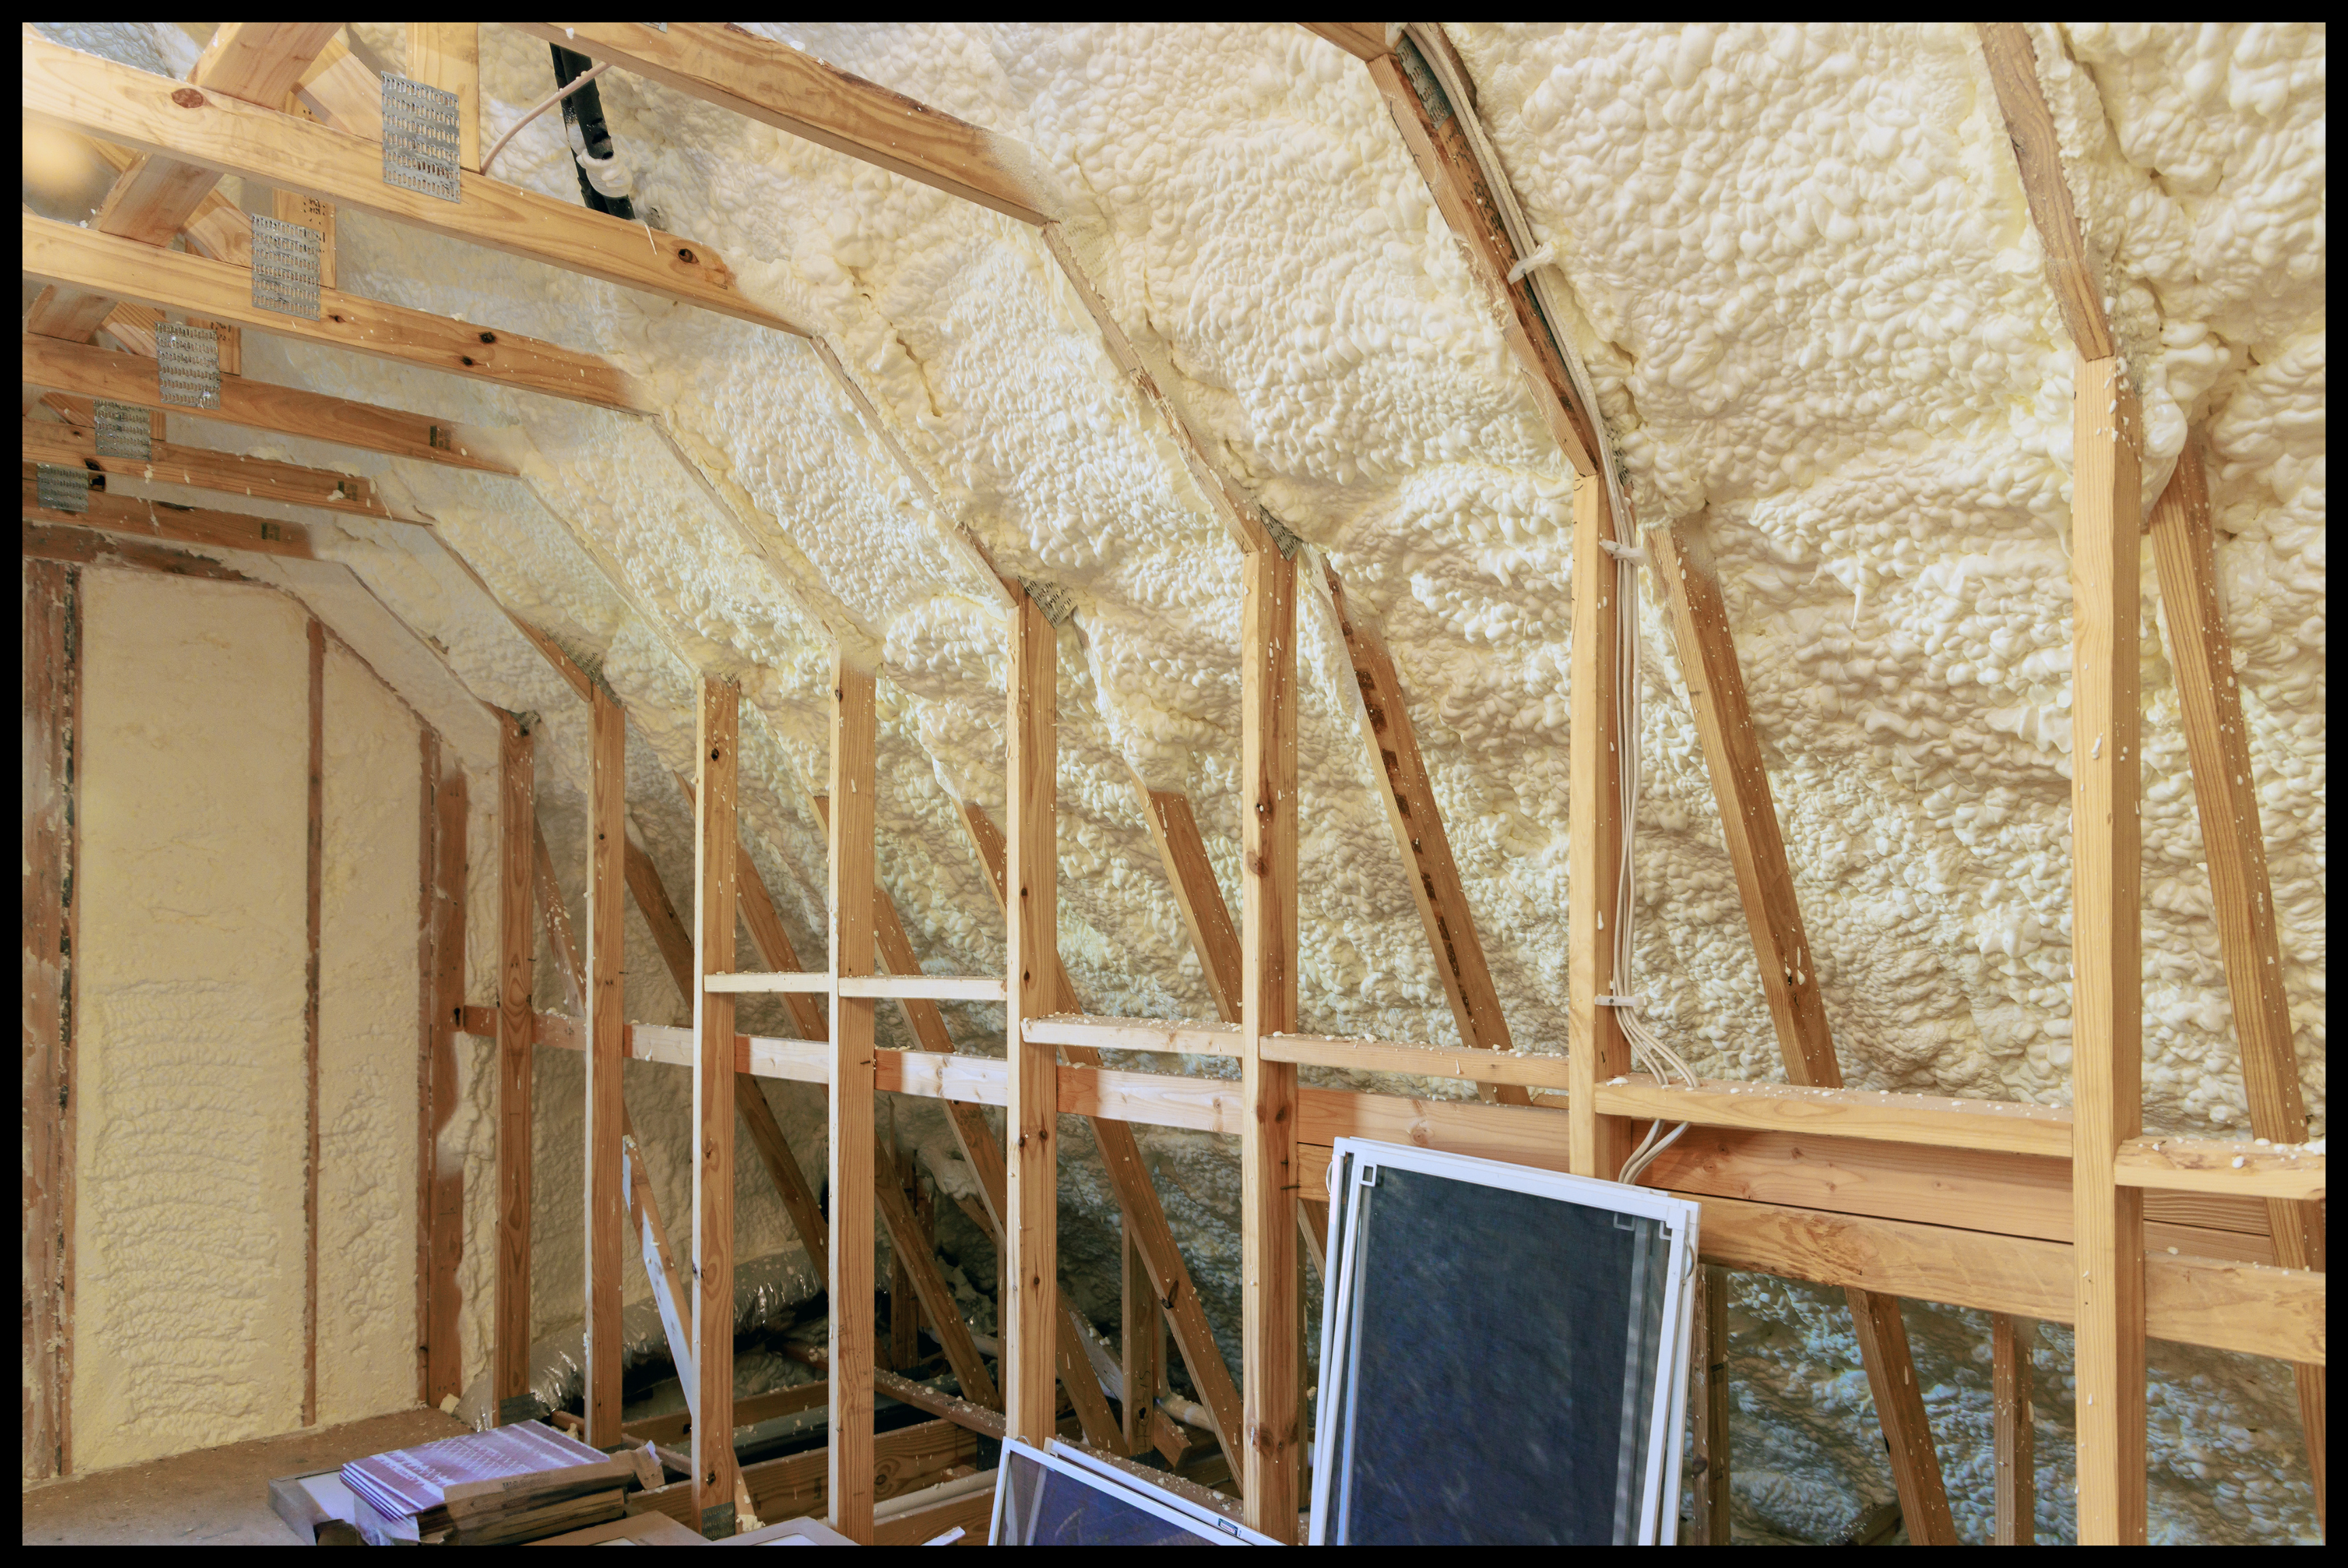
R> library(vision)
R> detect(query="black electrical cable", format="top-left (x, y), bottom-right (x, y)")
top-left (548, 44), bottom-right (634, 222)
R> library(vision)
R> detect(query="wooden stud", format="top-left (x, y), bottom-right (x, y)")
top-left (1359, 38), bottom-right (1600, 477)
top-left (1992, 1314), bottom-right (2035, 1545)
top-left (1239, 546), bottom-right (1301, 1539)
top-left (693, 676), bottom-right (741, 1534)
top-left (425, 758), bottom-right (467, 1409)
top-left (1317, 558), bottom-right (1530, 1101)
top-left (583, 683), bottom-right (628, 1445)
top-left (1567, 470), bottom-right (1633, 1179)
top-left (22, 36), bottom-right (797, 335)
top-left (22, 558), bottom-right (81, 1480)
top-left (1689, 1264), bottom-right (1731, 1544)
top-left (1651, 516), bottom-right (1957, 1540)
top-left (406, 24), bottom-right (480, 172)
top-left (2069, 353), bottom-right (2146, 1544)
top-left (1976, 26), bottom-right (2117, 361)
top-left (827, 658), bottom-right (879, 1542)
top-left (22, 336), bottom-right (514, 474)
top-left (2147, 438), bottom-right (2326, 1518)
top-left (1003, 594), bottom-right (1063, 1457)
top-left (495, 714), bottom-right (536, 1425)
top-left (23, 418), bottom-right (388, 519)
top-left (24, 214), bottom-right (650, 415)
top-left (508, 23), bottom-right (1053, 224)
top-left (24, 22), bottom-right (340, 344)
top-left (302, 618), bottom-right (324, 1429)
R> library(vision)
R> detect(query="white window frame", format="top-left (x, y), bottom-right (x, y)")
top-left (1308, 1137), bottom-right (1700, 1546)
top-left (989, 1436), bottom-right (1277, 1546)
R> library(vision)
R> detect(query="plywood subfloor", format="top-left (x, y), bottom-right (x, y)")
top-left (21, 1408), bottom-right (469, 1545)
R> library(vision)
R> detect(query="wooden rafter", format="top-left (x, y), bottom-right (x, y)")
top-left (1317, 557), bottom-right (1530, 1100)
top-left (24, 213), bottom-right (652, 415)
top-left (25, 22), bottom-right (340, 343)
top-left (510, 23), bottom-right (1054, 224)
top-left (1650, 517), bottom-right (1956, 1540)
top-left (23, 474), bottom-right (323, 560)
top-left (2147, 439), bottom-right (2326, 1518)
top-left (419, 743), bottom-right (467, 1409)
top-left (1130, 776), bottom-right (1244, 1026)
top-left (24, 336), bottom-right (514, 474)
top-left (1566, 471), bottom-right (1633, 1179)
top-left (23, 34), bottom-right (796, 334)
top-left (1975, 25), bottom-right (2118, 361)
top-left (24, 416), bottom-right (393, 520)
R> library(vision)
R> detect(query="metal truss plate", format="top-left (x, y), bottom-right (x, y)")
top-left (154, 320), bottom-right (222, 409)
top-left (382, 74), bottom-right (463, 202)
top-left (251, 213), bottom-right (323, 319)
top-left (36, 463), bottom-right (91, 514)
top-left (92, 400), bottom-right (154, 461)
top-left (1018, 577), bottom-right (1078, 626)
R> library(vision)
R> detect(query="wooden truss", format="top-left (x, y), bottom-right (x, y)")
top-left (20, 22), bottom-right (2324, 1548)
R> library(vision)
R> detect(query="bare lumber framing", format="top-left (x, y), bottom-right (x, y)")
top-left (495, 713), bottom-right (535, 1424)
top-left (2069, 353), bottom-right (2146, 1543)
top-left (23, 558), bottom-right (81, 1479)
top-left (2148, 438), bottom-right (2326, 1514)
top-left (24, 213), bottom-right (651, 415)
top-left (1567, 470), bottom-right (1633, 1179)
top-left (1317, 557), bottom-right (1530, 1102)
top-left (22, 336), bottom-right (515, 474)
top-left (22, 518), bottom-right (256, 582)
top-left (406, 24), bottom-right (480, 172)
top-left (418, 738), bottom-right (467, 1407)
top-left (828, 658), bottom-right (880, 1541)
top-left (302, 617), bottom-right (324, 1428)
top-left (1651, 516), bottom-right (1955, 1539)
top-left (23, 474), bottom-right (323, 560)
top-left (1003, 594), bottom-right (1062, 1453)
top-left (1975, 26), bottom-right (2117, 361)
top-left (26, 22), bottom-right (339, 343)
top-left (1993, 1313), bottom-right (2035, 1545)
top-left (22, 35), bottom-right (796, 334)
top-left (1355, 37), bottom-right (1600, 477)
top-left (510, 23), bottom-right (1052, 224)
top-left (692, 676), bottom-right (741, 1533)
top-left (23, 417), bottom-right (390, 520)
top-left (1131, 779), bottom-right (1245, 1025)
top-left (959, 804), bottom-right (1247, 1475)
top-left (1689, 1264), bottom-right (1731, 1544)
top-left (1239, 546), bottom-right (1301, 1539)
top-left (583, 683), bottom-right (628, 1444)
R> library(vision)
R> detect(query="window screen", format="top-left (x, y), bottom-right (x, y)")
top-left (1313, 1140), bottom-right (1696, 1546)
top-left (992, 1439), bottom-right (1273, 1546)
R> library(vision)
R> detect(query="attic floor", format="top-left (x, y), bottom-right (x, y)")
top-left (20, 1408), bottom-right (468, 1546)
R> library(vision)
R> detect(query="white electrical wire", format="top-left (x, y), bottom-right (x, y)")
top-left (480, 59), bottom-right (611, 176)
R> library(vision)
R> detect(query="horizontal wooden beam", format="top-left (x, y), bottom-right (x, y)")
top-left (2116, 1138), bottom-right (2324, 1202)
top-left (1595, 1074), bottom-right (2074, 1159)
top-left (1021, 1014), bottom-right (1241, 1057)
top-left (24, 213), bottom-right (650, 414)
top-left (24, 417), bottom-right (390, 519)
top-left (23, 336), bottom-right (514, 474)
top-left (21, 518), bottom-right (256, 583)
top-left (1692, 1194), bottom-right (2322, 1366)
top-left (23, 474), bottom-right (319, 558)
top-left (23, 34), bottom-right (798, 334)
top-left (1266, 1032), bottom-right (1571, 1092)
top-left (836, 974), bottom-right (1004, 1003)
top-left (702, 972), bottom-right (830, 994)
top-left (510, 22), bottom-right (1055, 225)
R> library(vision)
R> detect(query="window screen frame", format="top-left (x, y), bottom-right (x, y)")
top-left (1307, 1137), bottom-right (1701, 1546)
top-left (988, 1436), bottom-right (1278, 1545)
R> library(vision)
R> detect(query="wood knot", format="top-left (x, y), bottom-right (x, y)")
top-left (676, 246), bottom-right (697, 264)
top-left (171, 87), bottom-right (205, 109)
